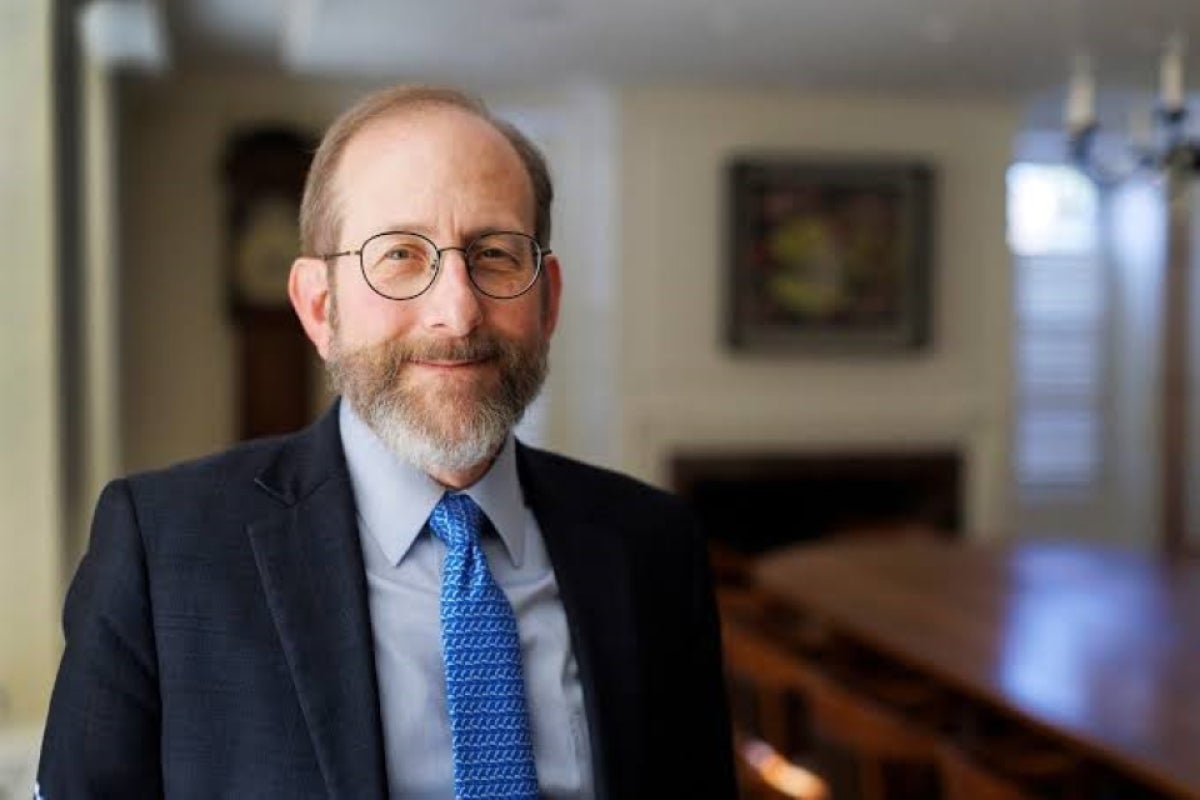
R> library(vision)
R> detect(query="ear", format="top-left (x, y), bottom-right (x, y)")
top-left (540, 253), bottom-right (563, 338)
top-left (289, 256), bottom-right (333, 359)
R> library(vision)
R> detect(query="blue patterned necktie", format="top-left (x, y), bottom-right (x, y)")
top-left (428, 492), bottom-right (539, 800)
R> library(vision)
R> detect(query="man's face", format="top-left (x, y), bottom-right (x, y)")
top-left (316, 106), bottom-right (560, 481)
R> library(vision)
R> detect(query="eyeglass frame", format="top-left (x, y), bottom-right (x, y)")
top-left (320, 229), bottom-right (552, 301)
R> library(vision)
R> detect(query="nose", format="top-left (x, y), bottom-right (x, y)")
top-left (420, 249), bottom-right (483, 337)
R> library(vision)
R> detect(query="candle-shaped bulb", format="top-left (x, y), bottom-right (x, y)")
top-left (1065, 53), bottom-right (1096, 133)
top-left (1159, 33), bottom-right (1186, 113)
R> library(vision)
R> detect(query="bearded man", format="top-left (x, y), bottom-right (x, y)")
top-left (37, 85), bottom-right (735, 800)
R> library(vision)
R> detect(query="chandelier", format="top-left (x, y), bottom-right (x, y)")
top-left (1064, 34), bottom-right (1200, 185)
top-left (1061, 30), bottom-right (1199, 556)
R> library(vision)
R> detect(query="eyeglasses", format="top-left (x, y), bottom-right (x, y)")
top-left (322, 230), bottom-right (550, 300)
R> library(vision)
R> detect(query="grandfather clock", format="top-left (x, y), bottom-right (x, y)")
top-left (221, 126), bottom-right (317, 440)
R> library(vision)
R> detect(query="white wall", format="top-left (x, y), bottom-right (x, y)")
top-left (617, 87), bottom-right (1019, 537)
top-left (1107, 179), bottom-right (1166, 545)
top-left (0, 0), bottom-right (61, 723)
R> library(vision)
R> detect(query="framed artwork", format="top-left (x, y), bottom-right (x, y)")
top-left (726, 158), bottom-right (934, 353)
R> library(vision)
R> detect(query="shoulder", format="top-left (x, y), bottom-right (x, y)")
top-left (121, 431), bottom-right (295, 504)
top-left (116, 403), bottom-right (345, 513)
top-left (102, 419), bottom-right (332, 549)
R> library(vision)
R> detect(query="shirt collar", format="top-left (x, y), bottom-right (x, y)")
top-left (339, 400), bottom-right (527, 568)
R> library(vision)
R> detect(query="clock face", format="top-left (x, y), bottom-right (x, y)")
top-left (234, 197), bottom-right (300, 308)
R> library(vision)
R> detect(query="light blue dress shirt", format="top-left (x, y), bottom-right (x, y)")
top-left (339, 402), bottom-right (595, 800)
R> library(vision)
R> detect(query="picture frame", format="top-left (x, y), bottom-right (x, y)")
top-left (726, 157), bottom-right (934, 353)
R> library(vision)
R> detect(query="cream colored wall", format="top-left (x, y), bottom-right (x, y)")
top-left (120, 73), bottom-right (379, 471)
top-left (0, 0), bottom-right (61, 723)
top-left (79, 56), bottom-right (121, 562)
top-left (501, 87), bottom-right (622, 470)
top-left (617, 87), bottom-right (1019, 537)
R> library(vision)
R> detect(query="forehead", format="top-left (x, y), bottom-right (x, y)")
top-left (332, 105), bottom-right (534, 239)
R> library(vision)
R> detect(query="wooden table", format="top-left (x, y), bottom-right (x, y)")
top-left (754, 537), bottom-right (1200, 799)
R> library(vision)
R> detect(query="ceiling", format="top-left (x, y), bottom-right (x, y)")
top-left (150, 0), bottom-right (1200, 116)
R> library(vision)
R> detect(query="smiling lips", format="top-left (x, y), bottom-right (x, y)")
top-left (411, 357), bottom-right (491, 369)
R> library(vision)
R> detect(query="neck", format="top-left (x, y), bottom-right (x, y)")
top-left (430, 458), bottom-right (493, 490)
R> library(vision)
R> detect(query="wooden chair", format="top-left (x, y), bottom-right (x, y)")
top-left (721, 612), bottom-right (822, 754)
top-left (735, 732), bottom-right (830, 800)
top-left (721, 615), bottom-right (829, 799)
top-left (716, 584), bottom-right (829, 659)
top-left (802, 670), bottom-right (941, 800)
top-left (722, 613), bottom-right (944, 800)
top-left (937, 742), bottom-right (1033, 800)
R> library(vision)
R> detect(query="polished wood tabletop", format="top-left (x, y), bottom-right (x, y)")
top-left (754, 536), bottom-right (1200, 798)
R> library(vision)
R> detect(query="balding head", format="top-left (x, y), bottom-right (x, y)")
top-left (299, 84), bottom-right (554, 259)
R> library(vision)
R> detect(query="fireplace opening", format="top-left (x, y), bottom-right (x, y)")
top-left (671, 449), bottom-right (962, 558)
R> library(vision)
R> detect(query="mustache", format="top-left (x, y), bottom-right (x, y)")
top-left (396, 335), bottom-right (504, 363)
top-left (346, 334), bottom-right (509, 387)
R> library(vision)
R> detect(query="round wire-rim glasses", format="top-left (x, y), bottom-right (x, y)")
top-left (322, 230), bottom-right (550, 301)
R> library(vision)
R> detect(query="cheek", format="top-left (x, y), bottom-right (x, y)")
top-left (494, 293), bottom-right (554, 342)
top-left (333, 287), bottom-right (416, 348)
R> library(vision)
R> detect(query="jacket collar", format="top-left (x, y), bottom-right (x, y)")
top-left (253, 400), bottom-right (349, 507)
top-left (516, 443), bottom-right (646, 800)
top-left (248, 400), bottom-right (389, 799)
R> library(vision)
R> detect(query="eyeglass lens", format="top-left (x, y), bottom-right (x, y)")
top-left (361, 231), bottom-right (540, 299)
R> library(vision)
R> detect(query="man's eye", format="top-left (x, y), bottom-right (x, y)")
top-left (384, 247), bottom-right (416, 260)
top-left (477, 247), bottom-right (513, 261)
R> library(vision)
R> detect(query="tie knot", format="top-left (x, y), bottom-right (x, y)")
top-left (428, 492), bottom-right (484, 549)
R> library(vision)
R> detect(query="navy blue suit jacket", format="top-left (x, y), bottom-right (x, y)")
top-left (37, 403), bottom-right (735, 799)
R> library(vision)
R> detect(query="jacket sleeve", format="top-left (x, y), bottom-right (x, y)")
top-left (36, 479), bottom-right (163, 799)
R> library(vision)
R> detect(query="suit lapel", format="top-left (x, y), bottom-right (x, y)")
top-left (247, 405), bottom-right (388, 800)
top-left (517, 445), bottom-right (647, 800)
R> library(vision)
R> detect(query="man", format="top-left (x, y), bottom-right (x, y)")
top-left (36, 85), bottom-right (735, 799)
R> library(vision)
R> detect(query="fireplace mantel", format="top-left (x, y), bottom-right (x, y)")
top-left (671, 447), bottom-right (962, 556)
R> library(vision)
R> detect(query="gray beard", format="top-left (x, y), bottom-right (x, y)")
top-left (327, 328), bottom-right (548, 477)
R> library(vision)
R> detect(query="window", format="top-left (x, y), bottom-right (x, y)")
top-left (1007, 164), bottom-right (1105, 505)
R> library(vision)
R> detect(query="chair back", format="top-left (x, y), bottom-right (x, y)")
top-left (938, 743), bottom-right (1033, 800)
